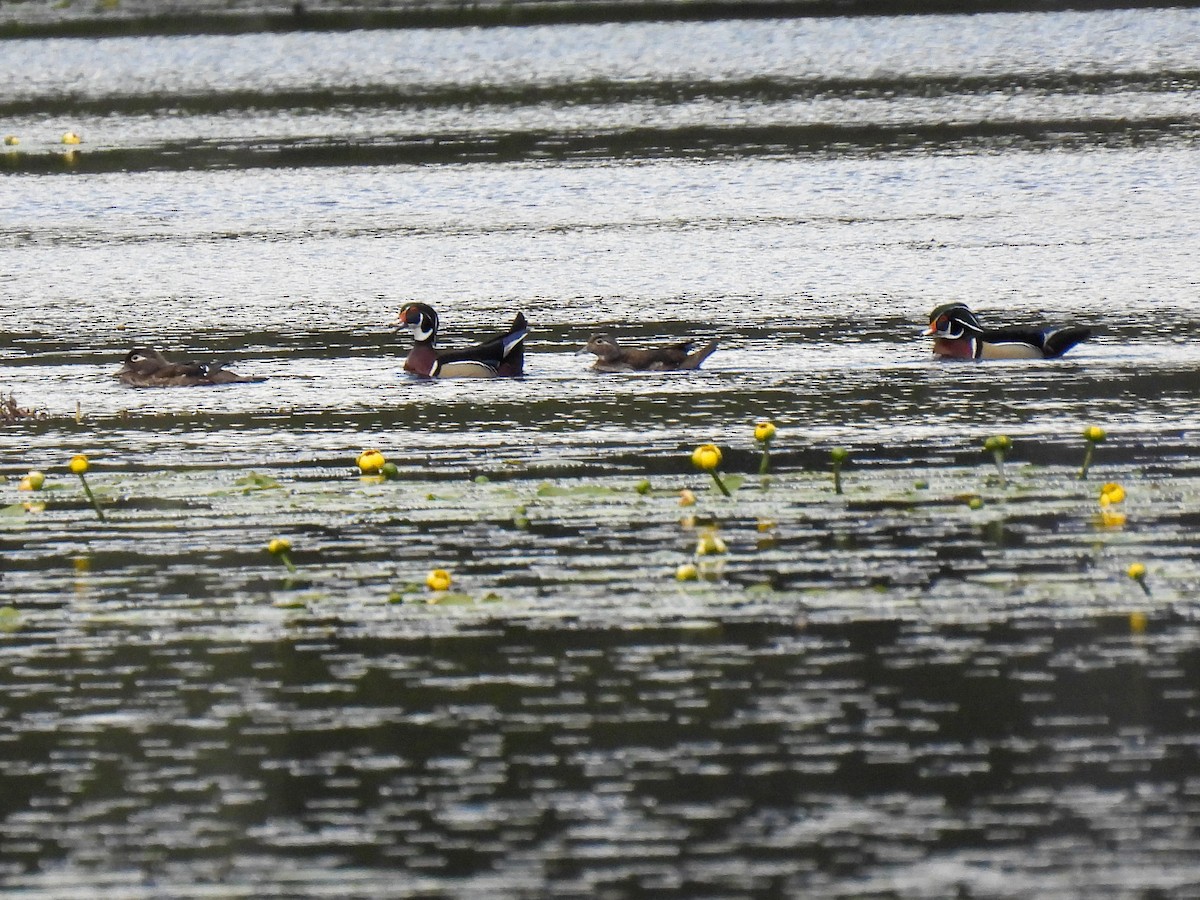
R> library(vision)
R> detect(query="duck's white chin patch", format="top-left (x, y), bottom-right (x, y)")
top-left (408, 323), bottom-right (435, 342)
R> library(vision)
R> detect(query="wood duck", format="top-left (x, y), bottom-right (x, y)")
top-left (581, 333), bottom-right (719, 373)
top-left (924, 303), bottom-right (1092, 360)
top-left (396, 303), bottom-right (528, 378)
top-left (115, 348), bottom-right (267, 387)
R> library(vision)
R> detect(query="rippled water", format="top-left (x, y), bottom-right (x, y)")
top-left (3, 7), bottom-right (1200, 897)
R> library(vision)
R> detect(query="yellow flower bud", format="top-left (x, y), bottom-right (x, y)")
top-left (267, 538), bottom-right (292, 555)
top-left (675, 563), bottom-right (699, 582)
top-left (3, 135), bottom-right (18, 146)
top-left (695, 529), bottom-right (728, 556)
top-left (754, 421), bottom-right (776, 443)
top-left (61, 131), bottom-right (81, 145)
top-left (426, 568), bottom-right (452, 591)
top-left (1099, 482), bottom-right (1125, 506)
top-left (357, 449), bottom-right (386, 474)
top-left (1084, 425), bottom-right (1107, 443)
top-left (1127, 562), bottom-right (1146, 581)
top-left (983, 434), bottom-right (1011, 453)
top-left (69, 454), bottom-right (89, 475)
top-left (19, 471), bottom-right (45, 491)
top-left (691, 443), bottom-right (722, 472)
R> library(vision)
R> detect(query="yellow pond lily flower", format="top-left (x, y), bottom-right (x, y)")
top-left (267, 538), bottom-right (292, 555)
top-left (68, 454), bottom-right (105, 520)
top-left (1079, 425), bottom-right (1108, 479)
top-left (690, 443), bottom-right (732, 497)
top-left (1127, 562), bottom-right (1151, 598)
top-left (266, 538), bottom-right (297, 573)
top-left (426, 568), bottom-right (453, 591)
top-left (754, 421), bottom-right (776, 443)
top-left (755, 421), bottom-right (777, 476)
top-left (357, 449), bottom-right (386, 475)
top-left (691, 443), bottom-right (722, 472)
top-left (1096, 483), bottom-right (1126, 526)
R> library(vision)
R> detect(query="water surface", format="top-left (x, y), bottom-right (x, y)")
top-left (3, 8), bottom-right (1200, 897)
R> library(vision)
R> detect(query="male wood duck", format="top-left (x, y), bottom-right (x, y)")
top-left (396, 303), bottom-right (528, 378)
top-left (581, 333), bottom-right (719, 373)
top-left (115, 348), bottom-right (267, 387)
top-left (924, 303), bottom-right (1092, 360)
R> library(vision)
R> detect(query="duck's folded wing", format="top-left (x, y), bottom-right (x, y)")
top-left (157, 361), bottom-right (209, 378)
top-left (978, 328), bottom-right (1052, 351)
top-left (207, 366), bottom-right (268, 384)
top-left (436, 314), bottom-right (529, 369)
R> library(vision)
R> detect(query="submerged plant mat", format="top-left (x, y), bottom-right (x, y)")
top-left (2, 460), bottom-right (1189, 636)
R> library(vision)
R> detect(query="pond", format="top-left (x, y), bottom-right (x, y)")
top-left (2, 5), bottom-right (1200, 896)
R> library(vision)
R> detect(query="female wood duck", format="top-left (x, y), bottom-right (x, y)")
top-left (396, 303), bottom-right (528, 378)
top-left (924, 303), bottom-right (1092, 360)
top-left (115, 348), bottom-right (267, 387)
top-left (581, 333), bottom-right (719, 372)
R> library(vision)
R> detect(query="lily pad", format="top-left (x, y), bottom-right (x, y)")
top-left (234, 472), bottom-right (282, 493)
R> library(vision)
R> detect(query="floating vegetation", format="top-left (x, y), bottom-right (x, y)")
top-left (234, 472), bottom-right (282, 493)
top-left (1, 393), bottom-right (44, 424)
top-left (0, 606), bottom-right (22, 633)
top-left (0, 435), bottom-right (1171, 622)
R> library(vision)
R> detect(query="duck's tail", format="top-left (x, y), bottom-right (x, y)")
top-left (1042, 326), bottom-right (1092, 358)
top-left (679, 340), bottom-right (719, 370)
top-left (503, 312), bottom-right (529, 357)
top-left (207, 362), bottom-right (269, 384)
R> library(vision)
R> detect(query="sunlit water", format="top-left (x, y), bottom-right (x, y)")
top-left (3, 8), bottom-right (1200, 897)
